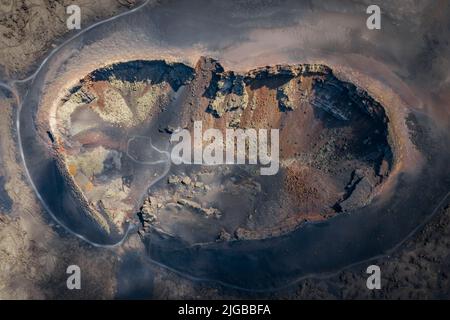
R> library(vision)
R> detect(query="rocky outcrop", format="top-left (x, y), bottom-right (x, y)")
top-left (177, 199), bottom-right (222, 219)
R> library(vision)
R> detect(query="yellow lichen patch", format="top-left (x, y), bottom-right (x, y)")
top-left (86, 178), bottom-right (133, 228)
top-left (135, 82), bottom-right (172, 122)
top-left (84, 181), bottom-right (94, 193)
top-left (94, 87), bottom-right (134, 127)
top-left (109, 78), bottom-right (147, 94)
top-left (67, 163), bottom-right (77, 176)
top-left (65, 146), bottom-right (108, 178)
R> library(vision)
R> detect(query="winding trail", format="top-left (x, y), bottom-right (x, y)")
top-left (0, 0), bottom-right (151, 248)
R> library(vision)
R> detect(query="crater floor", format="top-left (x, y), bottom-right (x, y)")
top-left (52, 57), bottom-right (393, 244)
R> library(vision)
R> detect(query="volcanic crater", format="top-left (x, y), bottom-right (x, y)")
top-left (47, 56), bottom-right (394, 244)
